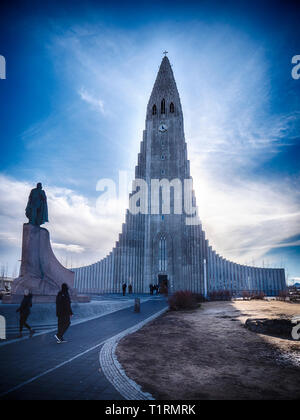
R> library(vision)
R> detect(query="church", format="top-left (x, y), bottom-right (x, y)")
top-left (73, 56), bottom-right (286, 297)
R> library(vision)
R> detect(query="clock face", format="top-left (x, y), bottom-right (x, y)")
top-left (159, 123), bottom-right (168, 133)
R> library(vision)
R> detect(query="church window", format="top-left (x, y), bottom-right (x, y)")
top-left (152, 104), bottom-right (157, 115)
top-left (161, 154), bottom-right (165, 160)
top-left (170, 102), bottom-right (175, 113)
top-left (161, 99), bottom-right (166, 114)
top-left (159, 236), bottom-right (167, 271)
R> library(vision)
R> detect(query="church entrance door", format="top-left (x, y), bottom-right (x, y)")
top-left (158, 274), bottom-right (168, 294)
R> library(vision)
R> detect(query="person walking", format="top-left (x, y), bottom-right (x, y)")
top-left (149, 284), bottom-right (153, 295)
top-left (122, 283), bottom-right (127, 296)
top-left (16, 289), bottom-right (35, 338)
top-left (55, 283), bottom-right (73, 344)
top-left (128, 284), bottom-right (133, 294)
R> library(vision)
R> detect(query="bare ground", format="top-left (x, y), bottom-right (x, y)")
top-left (116, 300), bottom-right (300, 400)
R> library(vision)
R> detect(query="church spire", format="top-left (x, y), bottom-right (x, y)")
top-left (147, 56), bottom-right (182, 119)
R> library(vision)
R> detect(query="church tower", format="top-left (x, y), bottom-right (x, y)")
top-left (74, 56), bottom-right (286, 297)
top-left (139, 55), bottom-right (202, 292)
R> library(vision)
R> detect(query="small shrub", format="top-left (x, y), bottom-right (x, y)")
top-left (277, 290), bottom-right (288, 301)
top-left (250, 291), bottom-right (265, 300)
top-left (242, 291), bottom-right (251, 300)
top-left (192, 293), bottom-right (207, 303)
top-left (209, 290), bottom-right (232, 301)
top-left (168, 290), bottom-right (199, 311)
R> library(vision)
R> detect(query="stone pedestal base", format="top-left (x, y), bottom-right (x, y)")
top-left (4, 224), bottom-right (90, 304)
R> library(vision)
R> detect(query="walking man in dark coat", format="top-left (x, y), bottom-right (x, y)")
top-left (16, 289), bottom-right (35, 338)
top-left (55, 283), bottom-right (73, 344)
top-left (122, 283), bottom-right (127, 296)
top-left (149, 284), bottom-right (153, 295)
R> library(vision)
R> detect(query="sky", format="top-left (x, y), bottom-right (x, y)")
top-left (0, 0), bottom-right (299, 284)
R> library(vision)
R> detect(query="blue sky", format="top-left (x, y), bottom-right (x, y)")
top-left (0, 0), bottom-right (299, 283)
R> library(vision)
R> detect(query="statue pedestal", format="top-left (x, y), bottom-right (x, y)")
top-left (3, 224), bottom-right (90, 303)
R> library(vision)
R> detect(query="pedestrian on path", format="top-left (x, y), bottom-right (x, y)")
top-left (122, 283), bottom-right (127, 296)
top-left (16, 289), bottom-right (35, 338)
top-left (128, 284), bottom-right (133, 294)
top-left (55, 283), bottom-right (73, 344)
top-left (149, 284), bottom-right (153, 295)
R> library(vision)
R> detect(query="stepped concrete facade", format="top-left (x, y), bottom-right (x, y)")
top-left (73, 56), bottom-right (286, 297)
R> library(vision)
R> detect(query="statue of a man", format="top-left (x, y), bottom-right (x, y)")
top-left (25, 183), bottom-right (49, 226)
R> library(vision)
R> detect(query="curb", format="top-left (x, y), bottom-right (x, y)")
top-left (99, 307), bottom-right (168, 400)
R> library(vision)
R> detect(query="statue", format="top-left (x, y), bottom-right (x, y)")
top-left (25, 182), bottom-right (48, 226)
top-left (2, 183), bottom-right (90, 303)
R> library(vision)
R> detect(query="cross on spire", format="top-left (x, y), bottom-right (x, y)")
top-left (163, 50), bottom-right (168, 56)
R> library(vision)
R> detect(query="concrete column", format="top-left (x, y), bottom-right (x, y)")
top-left (84, 266), bottom-right (88, 293)
top-left (217, 255), bottom-right (220, 290)
top-left (109, 254), bottom-right (113, 293)
top-left (95, 262), bottom-right (98, 293)
top-left (259, 268), bottom-right (263, 293)
top-left (207, 246), bottom-right (212, 294)
top-left (233, 264), bottom-right (237, 292)
top-left (110, 252), bottom-right (115, 293)
top-left (91, 264), bottom-right (95, 293)
top-left (89, 265), bottom-right (93, 293)
top-left (276, 269), bottom-right (281, 294)
top-left (99, 260), bottom-right (103, 293)
top-left (106, 254), bottom-right (110, 293)
top-left (241, 265), bottom-right (245, 293)
top-left (86, 265), bottom-right (90, 293)
top-left (271, 269), bottom-right (275, 296)
top-left (213, 252), bottom-right (216, 290)
top-left (106, 256), bottom-right (109, 294)
top-left (105, 257), bottom-right (108, 293)
top-left (110, 253), bottom-right (113, 293)
top-left (203, 258), bottom-right (208, 298)
top-left (254, 267), bottom-right (259, 292)
top-left (74, 268), bottom-right (79, 292)
top-left (79, 268), bottom-right (83, 293)
top-left (225, 260), bottom-right (229, 292)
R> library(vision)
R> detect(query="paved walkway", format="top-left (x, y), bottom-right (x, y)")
top-left (0, 297), bottom-right (167, 400)
top-left (1, 294), bottom-right (153, 343)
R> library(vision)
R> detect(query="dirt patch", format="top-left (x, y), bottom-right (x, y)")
top-left (116, 300), bottom-right (300, 400)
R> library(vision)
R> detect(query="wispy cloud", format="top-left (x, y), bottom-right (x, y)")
top-left (78, 87), bottom-right (105, 114)
top-left (52, 243), bottom-right (85, 253)
top-left (193, 171), bottom-right (300, 266)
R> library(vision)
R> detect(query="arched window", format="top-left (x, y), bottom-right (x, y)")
top-left (152, 104), bottom-right (157, 115)
top-left (170, 102), bottom-right (175, 113)
top-left (159, 236), bottom-right (167, 271)
top-left (161, 99), bottom-right (165, 114)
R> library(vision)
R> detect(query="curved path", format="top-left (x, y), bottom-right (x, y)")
top-left (100, 307), bottom-right (168, 400)
top-left (0, 297), bottom-right (167, 400)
